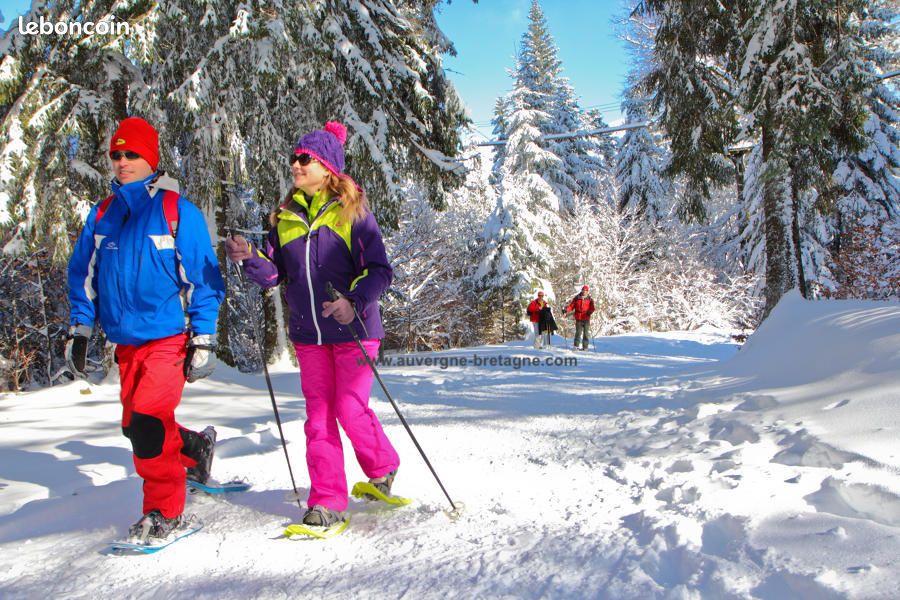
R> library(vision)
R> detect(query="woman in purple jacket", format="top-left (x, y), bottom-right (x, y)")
top-left (225, 122), bottom-right (399, 528)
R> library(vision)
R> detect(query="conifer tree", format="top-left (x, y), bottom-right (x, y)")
top-left (615, 89), bottom-right (670, 223)
top-left (1, 1), bottom-right (467, 244)
top-left (643, 0), bottom-right (870, 316)
top-left (477, 86), bottom-right (561, 306)
top-left (510, 1), bottom-right (578, 209)
top-left (0, 1), bottom-right (147, 263)
top-left (613, 3), bottom-right (670, 225)
top-left (831, 0), bottom-right (900, 297)
top-left (739, 0), bottom-right (868, 309)
top-left (642, 0), bottom-right (740, 225)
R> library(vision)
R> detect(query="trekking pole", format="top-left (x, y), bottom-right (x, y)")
top-left (325, 282), bottom-right (463, 518)
top-left (228, 247), bottom-right (304, 513)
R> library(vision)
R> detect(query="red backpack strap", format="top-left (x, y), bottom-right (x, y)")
top-left (162, 190), bottom-right (180, 237)
top-left (95, 195), bottom-right (114, 224)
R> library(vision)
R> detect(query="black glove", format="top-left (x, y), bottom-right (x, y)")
top-left (65, 324), bottom-right (92, 378)
top-left (185, 334), bottom-right (216, 383)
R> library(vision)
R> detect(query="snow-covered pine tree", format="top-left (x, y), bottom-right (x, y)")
top-left (739, 0), bottom-right (869, 311)
top-left (476, 85), bottom-right (562, 318)
top-left (643, 0), bottom-right (871, 317)
top-left (490, 94), bottom-right (514, 185)
top-left (142, 0), bottom-right (469, 225)
top-left (830, 0), bottom-right (900, 298)
top-left (582, 107), bottom-right (618, 194)
top-left (2, 0), bottom-right (467, 243)
top-left (614, 88), bottom-right (670, 223)
top-left (295, 0), bottom-right (469, 223)
top-left (0, 1), bottom-right (146, 263)
top-left (547, 81), bottom-right (611, 210)
top-left (711, 141), bottom-right (767, 300)
top-left (833, 0), bottom-right (900, 224)
top-left (510, 0), bottom-right (578, 211)
top-left (641, 0), bottom-right (739, 225)
top-left (513, 0), bottom-right (610, 212)
top-left (614, 3), bottom-right (670, 223)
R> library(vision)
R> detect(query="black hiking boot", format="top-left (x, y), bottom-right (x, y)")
top-left (127, 510), bottom-right (184, 543)
top-left (369, 469), bottom-right (397, 496)
top-left (186, 426), bottom-right (216, 485)
top-left (302, 505), bottom-right (346, 528)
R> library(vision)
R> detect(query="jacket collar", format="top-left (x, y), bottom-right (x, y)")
top-left (280, 190), bottom-right (336, 225)
top-left (111, 171), bottom-right (179, 209)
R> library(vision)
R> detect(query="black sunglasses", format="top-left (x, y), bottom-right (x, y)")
top-left (289, 153), bottom-right (316, 166)
top-left (110, 150), bottom-right (142, 161)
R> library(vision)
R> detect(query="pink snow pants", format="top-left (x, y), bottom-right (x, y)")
top-left (294, 340), bottom-right (399, 511)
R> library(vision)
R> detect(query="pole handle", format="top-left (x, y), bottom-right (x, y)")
top-left (325, 281), bottom-right (341, 301)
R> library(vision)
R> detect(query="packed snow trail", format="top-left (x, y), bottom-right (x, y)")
top-left (1, 293), bottom-right (898, 598)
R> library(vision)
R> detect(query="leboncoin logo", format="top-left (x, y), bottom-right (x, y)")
top-left (18, 15), bottom-right (132, 36)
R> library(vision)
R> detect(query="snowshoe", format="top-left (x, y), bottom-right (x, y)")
top-left (283, 505), bottom-right (349, 539)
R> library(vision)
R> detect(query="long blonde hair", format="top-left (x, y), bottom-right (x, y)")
top-left (272, 173), bottom-right (368, 227)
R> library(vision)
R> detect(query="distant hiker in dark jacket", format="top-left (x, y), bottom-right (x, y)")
top-left (565, 285), bottom-right (595, 350)
top-left (67, 117), bottom-right (224, 544)
top-left (539, 303), bottom-right (558, 346)
top-left (225, 122), bottom-right (399, 532)
top-left (527, 291), bottom-right (550, 349)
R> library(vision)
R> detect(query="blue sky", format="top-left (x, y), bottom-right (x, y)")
top-left (1, 0), bottom-right (633, 140)
top-left (0, 0), bottom-right (29, 29)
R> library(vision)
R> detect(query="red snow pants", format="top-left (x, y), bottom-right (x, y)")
top-left (294, 340), bottom-right (400, 511)
top-left (116, 333), bottom-right (199, 518)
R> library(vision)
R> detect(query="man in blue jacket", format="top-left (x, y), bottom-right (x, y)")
top-left (66, 117), bottom-right (225, 543)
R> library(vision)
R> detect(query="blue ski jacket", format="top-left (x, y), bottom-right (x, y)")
top-left (68, 172), bottom-right (224, 346)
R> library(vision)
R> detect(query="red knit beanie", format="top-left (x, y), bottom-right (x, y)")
top-left (109, 117), bottom-right (159, 171)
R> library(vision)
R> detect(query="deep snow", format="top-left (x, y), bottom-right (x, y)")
top-left (1, 291), bottom-right (898, 599)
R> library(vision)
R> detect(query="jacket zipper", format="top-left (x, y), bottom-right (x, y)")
top-left (300, 198), bottom-right (336, 345)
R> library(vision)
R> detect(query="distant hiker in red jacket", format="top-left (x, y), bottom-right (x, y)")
top-left (565, 285), bottom-right (595, 350)
top-left (527, 291), bottom-right (549, 349)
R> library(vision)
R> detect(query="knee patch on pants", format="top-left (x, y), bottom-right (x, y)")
top-left (123, 412), bottom-right (166, 459)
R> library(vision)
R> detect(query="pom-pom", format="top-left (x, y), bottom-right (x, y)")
top-left (324, 121), bottom-right (347, 145)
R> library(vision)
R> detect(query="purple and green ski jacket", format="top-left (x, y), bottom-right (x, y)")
top-left (242, 190), bottom-right (392, 345)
